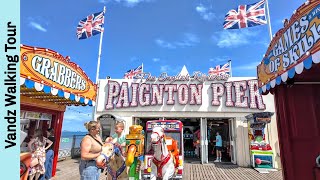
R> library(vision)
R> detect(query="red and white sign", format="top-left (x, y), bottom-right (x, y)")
top-left (105, 79), bottom-right (265, 110)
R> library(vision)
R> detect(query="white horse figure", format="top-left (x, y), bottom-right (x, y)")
top-left (150, 126), bottom-right (175, 180)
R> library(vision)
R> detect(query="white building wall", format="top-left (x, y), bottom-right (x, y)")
top-left (94, 77), bottom-right (281, 168)
top-left (235, 117), bottom-right (251, 167)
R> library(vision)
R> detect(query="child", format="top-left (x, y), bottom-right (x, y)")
top-left (108, 121), bottom-right (126, 155)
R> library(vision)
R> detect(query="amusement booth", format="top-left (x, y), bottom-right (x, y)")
top-left (125, 125), bottom-right (145, 180)
top-left (257, 0), bottom-right (320, 179)
top-left (245, 112), bottom-right (274, 170)
top-left (19, 45), bottom-right (97, 178)
top-left (143, 120), bottom-right (184, 179)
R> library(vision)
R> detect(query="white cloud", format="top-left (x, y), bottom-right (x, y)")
top-left (100, 0), bottom-right (154, 7)
top-left (155, 39), bottom-right (176, 49)
top-left (180, 33), bottom-right (200, 46)
top-left (126, 0), bottom-right (141, 4)
top-left (159, 65), bottom-right (181, 75)
top-left (153, 58), bottom-right (160, 62)
top-left (195, 4), bottom-right (216, 21)
top-left (233, 61), bottom-right (260, 70)
top-left (214, 29), bottom-right (259, 48)
top-left (196, 5), bottom-right (206, 13)
top-left (155, 33), bottom-right (200, 49)
top-left (29, 21), bottom-right (47, 32)
top-left (160, 65), bottom-right (170, 72)
top-left (98, 0), bottom-right (109, 3)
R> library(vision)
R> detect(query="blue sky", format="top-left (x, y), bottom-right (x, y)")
top-left (21, 0), bottom-right (305, 131)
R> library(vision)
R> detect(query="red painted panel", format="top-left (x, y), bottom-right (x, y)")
top-left (274, 84), bottom-right (320, 180)
top-left (52, 112), bottom-right (64, 177)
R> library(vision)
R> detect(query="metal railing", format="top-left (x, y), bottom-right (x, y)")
top-left (58, 149), bottom-right (71, 160)
top-left (71, 135), bottom-right (85, 159)
top-left (58, 134), bottom-right (85, 160)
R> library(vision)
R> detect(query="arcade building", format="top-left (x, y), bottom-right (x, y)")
top-left (19, 45), bottom-right (97, 178)
top-left (94, 67), bottom-right (282, 168)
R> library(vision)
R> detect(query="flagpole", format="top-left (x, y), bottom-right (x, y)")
top-left (265, 0), bottom-right (273, 42)
top-left (93, 6), bottom-right (106, 121)
top-left (95, 6), bottom-right (106, 84)
top-left (228, 59), bottom-right (232, 77)
top-left (142, 63), bottom-right (144, 72)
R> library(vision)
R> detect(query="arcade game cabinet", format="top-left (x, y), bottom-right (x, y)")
top-left (245, 112), bottom-right (274, 169)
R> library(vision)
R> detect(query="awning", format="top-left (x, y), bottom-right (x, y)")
top-left (259, 51), bottom-right (320, 94)
top-left (20, 45), bottom-right (97, 106)
top-left (257, 0), bottom-right (320, 94)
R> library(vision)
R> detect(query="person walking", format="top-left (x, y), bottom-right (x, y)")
top-left (79, 121), bottom-right (103, 180)
top-left (213, 132), bottom-right (223, 162)
top-left (40, 128), bottom-right (55, 180)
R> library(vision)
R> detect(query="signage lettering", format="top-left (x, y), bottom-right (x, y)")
top-left (256, 117), bottom-right (271, 123)
top-left (258, 3), bottom-right (320, 89)
top-left (270, 14), bottom-right (320, 73)
top-left (31, 55), bottom-right (86, 91)
top-left (135, 72), bottom-right (230, 83)
top-left (105, 80), bottom-right (265, 110)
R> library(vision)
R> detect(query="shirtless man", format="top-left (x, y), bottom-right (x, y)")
top-left (79, 121), bottom-right (104, 180)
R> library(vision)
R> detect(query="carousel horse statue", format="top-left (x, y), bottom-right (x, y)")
top-left (150, 126), bottom-right (179, 180)
top-left (125, 125), bottom-right (145, 180)
top-left (96, 142), bottom-right (128, 180)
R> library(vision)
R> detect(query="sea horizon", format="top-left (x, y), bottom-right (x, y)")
top-left (59, 131), bottom-right (87, 150)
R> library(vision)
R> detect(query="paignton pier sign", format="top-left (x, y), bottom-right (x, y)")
top-left (105, 77), bottom-right (266, 110)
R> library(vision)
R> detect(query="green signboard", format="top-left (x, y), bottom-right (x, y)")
top-left (61, 138), bottom-right (70, 143)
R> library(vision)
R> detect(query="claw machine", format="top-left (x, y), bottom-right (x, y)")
top-left (245, 112), bottom-right (274, 169)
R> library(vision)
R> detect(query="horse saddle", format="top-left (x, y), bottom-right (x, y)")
top-left (165, 137), bottom-right (180, 168)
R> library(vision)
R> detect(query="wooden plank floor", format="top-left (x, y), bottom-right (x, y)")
top-left (183, 163), bottom-right (283, 180)
top-left (54, 158), bottom-right (283, 180)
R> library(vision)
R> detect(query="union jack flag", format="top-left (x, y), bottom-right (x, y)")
top-left (124, 65), bottom-right (143, 79)
top-left (223, 0), bottom-right (267, 29)
top-left (208, 63), bottom-right (230, 75)
top-left (77, 11), bottom-right (105, 40)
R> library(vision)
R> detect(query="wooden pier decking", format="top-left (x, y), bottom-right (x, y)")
top-left (54, 158), bottom-right (283, 180)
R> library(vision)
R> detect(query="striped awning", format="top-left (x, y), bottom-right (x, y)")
top-left (20, 77), bottom-right (96, 106)
top-left (259, 50), bottom-right (320, 94)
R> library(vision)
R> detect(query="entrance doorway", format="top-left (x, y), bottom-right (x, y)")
top-left (206, 118), bottom-right (232, 163)
top-left (136, 117), bottom-right (236, 164)
top-left (181, 118), bottom-right (201, 163)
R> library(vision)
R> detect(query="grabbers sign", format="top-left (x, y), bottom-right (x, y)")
top-left (20, 45), bottom-right (97, 101)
